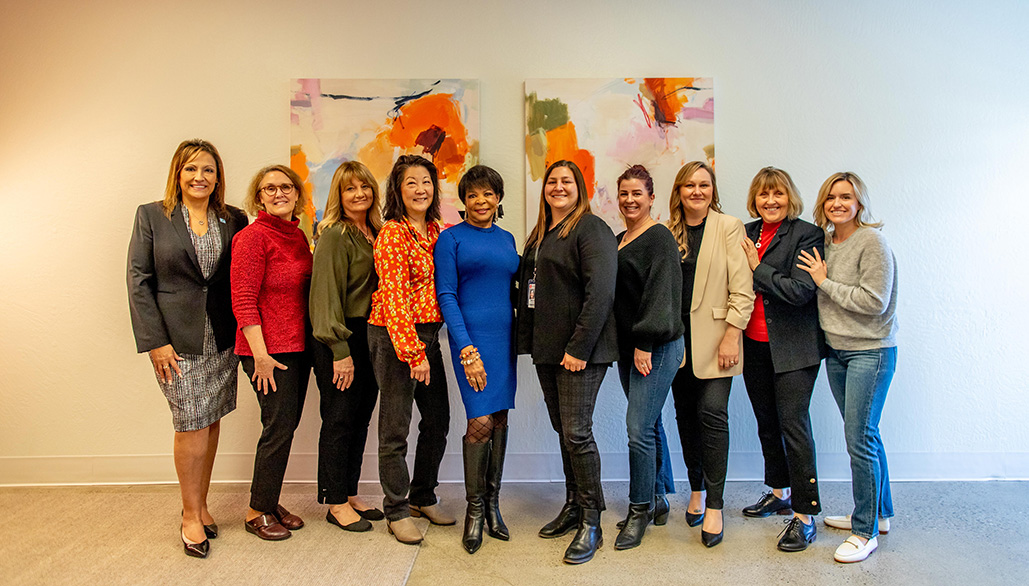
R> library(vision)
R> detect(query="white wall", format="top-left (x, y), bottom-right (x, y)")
top-left (2, 0), bottom-right (1026, 486)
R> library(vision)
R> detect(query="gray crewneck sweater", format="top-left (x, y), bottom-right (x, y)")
top-left (817, 227), bottom-right (898, 350)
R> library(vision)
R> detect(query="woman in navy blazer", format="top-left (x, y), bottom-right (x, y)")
top-left (738, 167), bottom-right (826, 552)
top-left (127, 139), bottom-right (248, 558)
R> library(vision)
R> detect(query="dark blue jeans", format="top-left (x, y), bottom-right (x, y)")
top-left (826, 346), bottom-right (897, 539)
top-left (617, 336), bottom-right (683, 504)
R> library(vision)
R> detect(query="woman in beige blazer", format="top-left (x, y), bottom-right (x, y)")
top-left (666, 161), bottom-right (754, 547)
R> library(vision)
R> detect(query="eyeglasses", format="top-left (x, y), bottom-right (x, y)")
top-left (260, 183), bottom-right (295, 196)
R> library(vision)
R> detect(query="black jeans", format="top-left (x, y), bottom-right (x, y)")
top-left (670, 353), bottom-right (732, 510)
top-left (368, 323), bottom-right (450, 521)
top-left (241, 350), bottom-right (311, 513)
top-left (312, 318), bottom-right (379, 505)
top-left (742, 337), bottom-right (822, 514)
top-left (536, 363), bottom-right (607, 511)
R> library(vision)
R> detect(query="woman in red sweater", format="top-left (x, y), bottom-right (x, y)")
top-left (231, 164), bottom-right (313, 541)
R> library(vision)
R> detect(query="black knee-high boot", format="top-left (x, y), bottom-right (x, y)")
top-left (462, 438), bottom-right (490, 554)
top-left (484, 426), bottom-right (510, 540)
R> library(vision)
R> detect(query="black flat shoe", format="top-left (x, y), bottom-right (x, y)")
top-left (203, 523), bottom-right (218, 539)
top-left (326, 510), bottom-right (372, 532)
top-left (742, 492), bottom-right (792, 518)
top-left (701, 528), bottom-right (723, 548)
top-left (355, 507), bottom-right (385, 521)
top-left (777, 516), bottom-right (816, 552)
top-left (182, 531), bottom-right (210, 559)
top-left (685, 510), bottom-right (705, 527)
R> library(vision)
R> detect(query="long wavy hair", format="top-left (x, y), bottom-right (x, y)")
top-left (317, 160), bottom-right (383, 238)
top-left (813, 171), bottom-right (882, 236)
top-left (667, 161), bottom-right (720, 258)
top-left (161, 139), bottom-right (228, 219)
top-left (382, 155), bottom-right (442, 223)
top-left (525, 160), bottom-right (592, 249)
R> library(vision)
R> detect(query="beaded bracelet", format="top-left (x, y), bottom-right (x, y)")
top-left (460, 352), bottom-right (480, 366)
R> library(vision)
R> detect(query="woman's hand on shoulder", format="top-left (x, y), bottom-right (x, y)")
top-left (741, 238), bottom-right (760, 271)
top-left (149, 344), bottom-right (183, 383)
top-left (560, 353), bottom-right (586, 372)
top-left (332, 356), bottom-right (355, 391)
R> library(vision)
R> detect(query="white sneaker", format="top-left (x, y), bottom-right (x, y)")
top-left (824, 514), bottom-right (890, 533)
top-left (834, 535), bottom-right (878, 563)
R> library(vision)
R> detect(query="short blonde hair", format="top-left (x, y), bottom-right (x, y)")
top-left (813, 171), bottom-right (882, 232)
top-left (746, 167), bottom-right (803, 220)
top-left (318, 161), bottom-right (383, 237)
top-left (244, 165), bottom-right (309, 218)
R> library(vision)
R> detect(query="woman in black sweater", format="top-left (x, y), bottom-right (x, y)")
top-left (739, 167), bottom-right (826, 551)
top-left (610, 165), bottom-right (685, 551)
top-left (517, 160), bottom-right (618, 565)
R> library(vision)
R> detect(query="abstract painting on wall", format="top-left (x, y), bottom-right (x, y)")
top-left (290, 79), bottom-right (480, 236)
top-left (525, 78), bottom-right (714, 232)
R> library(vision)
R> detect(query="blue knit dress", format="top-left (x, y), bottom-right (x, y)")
top-left (434, 222), bottom-right (519, 418)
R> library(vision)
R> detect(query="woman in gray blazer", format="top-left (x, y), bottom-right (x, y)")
top-left (739, 167), bottom-right (826, 552)
top-left (127, 139), bottom-right (248, 558)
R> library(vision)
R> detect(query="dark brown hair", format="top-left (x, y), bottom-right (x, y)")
top-left (382, 155), bottom-right (442, 223)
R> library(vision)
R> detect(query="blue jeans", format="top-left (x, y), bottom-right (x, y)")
top-left (617, 336), bottom-right (684, 505)
top-left (826, 346), bottom-right (897, 539)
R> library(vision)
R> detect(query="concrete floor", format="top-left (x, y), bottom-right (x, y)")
top-left (405, 480), bottom-right (1029, 586)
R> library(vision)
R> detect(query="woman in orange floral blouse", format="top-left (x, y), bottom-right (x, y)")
top-left (368, 155), bottom-right (453, 545)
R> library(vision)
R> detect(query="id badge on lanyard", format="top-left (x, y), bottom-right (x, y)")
top-left (527, 244), bottom-right (539, 309)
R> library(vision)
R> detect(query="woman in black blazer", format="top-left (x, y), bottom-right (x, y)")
top-left (738, 167), bottom-right (827, 552)
top-left (127, 139), bottom-right (248, 559)
top-left (517, 160), bottom-right (618, 565)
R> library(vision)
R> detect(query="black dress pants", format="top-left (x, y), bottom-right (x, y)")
top-left (241, 350), bottom-right (311, 513)
top-left (742, 337), bottom-right (821, 515)
top-left (312, 317), bottom-right (379, 505)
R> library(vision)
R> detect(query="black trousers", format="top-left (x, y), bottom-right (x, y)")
top-left (368, 323), bottom-right (450, 521)
top-left (312, 318), bottom-right (379, 505)
top-left (670, 348), bottom-right (732, 510)
top-left (536, 363), bottom-right (607, 511)
top-left (742, 337), bottom-right (821, 515)
top-left (241, 350), bottom-right (311, 513)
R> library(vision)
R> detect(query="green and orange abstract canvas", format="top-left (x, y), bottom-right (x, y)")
top-left (525, 78), bottom-right (714, 232)
top-left (291, 79), bottom-right (480, 236)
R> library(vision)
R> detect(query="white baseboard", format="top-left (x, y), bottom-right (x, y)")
top-left (2, 451), bottom-right (1027, 486)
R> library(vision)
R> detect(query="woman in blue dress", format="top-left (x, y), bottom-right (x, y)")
top-left (434, 165), bottom-right (519, 554)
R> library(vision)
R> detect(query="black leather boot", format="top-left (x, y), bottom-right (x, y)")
top-left (563, 508), bottom-right (602, 564)
top-left (617, 494), bottom-right (668, 529)
top-left (614, 502), bottom-right (653, 550)
top-left (484, 426), bottom-right (510, 540)
top-left (462, 438), bottom-right (490, 554)
top-left (539, 490), bottom-right (581, 539)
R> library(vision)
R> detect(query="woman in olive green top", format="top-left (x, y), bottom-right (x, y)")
top-left (310, 161), bottom-right (384, 532)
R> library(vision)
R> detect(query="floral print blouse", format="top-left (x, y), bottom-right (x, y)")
top-left (369, 217), bottom-right (443, 366)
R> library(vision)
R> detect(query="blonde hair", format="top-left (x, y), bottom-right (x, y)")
top-left (318, 161), bottom-right (383, 237)
top-left (667, 161), bottom-right (720, 258)
top-left (813, 172), bottom-right (882, 234)
top-left (525, 160), bottom-right (592, 248)
top-left (244, 164), bottom-right (309, 218)
top-left (746, 166), bottom-right (803, 220)
top-left (162, 139), bottom-right (227, 219)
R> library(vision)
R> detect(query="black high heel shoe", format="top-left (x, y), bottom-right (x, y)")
top-left (203, 523), bottom-right (219, 539)
top-left (181, 530), bottom-right (210, 559)
top-left (685, 510), bottom-right (705, 527)
top-left (701, 528), bottom-right (723, 548)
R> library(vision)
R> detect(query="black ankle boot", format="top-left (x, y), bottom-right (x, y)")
top-left (563, 508), bottom-right (602, 564)
top-left (539, 491), bottom-right (581, 539)
top-left (614, 502), bottom-right (653, 550)
top-left (484, 427), bottom-right (510, 540)
top-left (462, 439), bottom-right (491, 554)
top-left (617, 494), bottom-right (669, 529)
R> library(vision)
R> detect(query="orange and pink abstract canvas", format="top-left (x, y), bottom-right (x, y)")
top-left (525, 78), bottom-right (714, 232)
top-left (291, 79), bottom-right (480, 236)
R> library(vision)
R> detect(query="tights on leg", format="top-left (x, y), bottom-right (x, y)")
top-left (466, 410), bottom-right (508, 443)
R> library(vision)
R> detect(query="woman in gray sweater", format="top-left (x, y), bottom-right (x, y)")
top-left (798, 171), bottom-right (898, 564)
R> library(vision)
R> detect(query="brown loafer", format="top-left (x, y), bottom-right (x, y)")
top-left (245, 513), bottom-right (291, 541)
top-left (274, 504), bottom-right (304, 530)
top-left (409, 503), bottom-right (456, 526)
